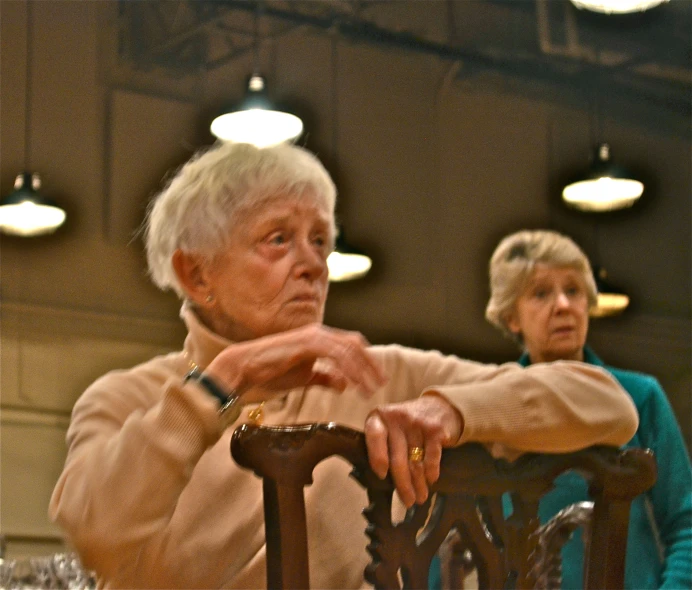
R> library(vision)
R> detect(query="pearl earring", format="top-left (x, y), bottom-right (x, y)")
top-left (205, 294), bottom-right (214, 303)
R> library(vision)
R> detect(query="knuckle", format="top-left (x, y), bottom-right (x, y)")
top-left (373, 404), bottom-right (393, 421)
top-left (364, 415), bottom-right (383, 435)
top-left (344, 331), bottom-right (368, 349)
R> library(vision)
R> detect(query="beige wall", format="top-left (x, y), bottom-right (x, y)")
top-left (1, 1), bottom-right (689, 557)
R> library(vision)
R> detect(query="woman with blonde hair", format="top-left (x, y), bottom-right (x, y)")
top-left (485, 229), bottom-right (691, 589)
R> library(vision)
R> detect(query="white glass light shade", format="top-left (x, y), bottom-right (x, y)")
top-left (562, 143), bottom-right (643, 212)
top-left (210, 108), bottom-right (304, 148)
top-left (590, 292), bottom-right (631, 317)
top-left (327, 251), bottom-right (372, 282)
top-left (589, 267), bottom-right (630, 317)
top-left (570, 0), bottom-right (669, 14)
top-left (0, 173), bottom-right (66, 236)
top-left (0, 201), bottom-right (66, 237)
top-left (562, 176), bottom-right (644, 212)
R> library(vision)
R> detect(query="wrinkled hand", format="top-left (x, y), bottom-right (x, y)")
top-left (364, 395), bottom-right (464, 508)
top-left (203, 323), bottom-right (387, 403)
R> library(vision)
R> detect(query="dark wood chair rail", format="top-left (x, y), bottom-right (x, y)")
top-left (231, 422), bottom-right (656, 590)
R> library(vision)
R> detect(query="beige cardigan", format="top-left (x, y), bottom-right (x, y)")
top-left (50, 307), bottom-right (637, 589)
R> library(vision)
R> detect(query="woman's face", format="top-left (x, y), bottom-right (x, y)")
top-left (201, 194), bottom-right (333, 342)
top-left (506, 264), bottom-right (590, 363)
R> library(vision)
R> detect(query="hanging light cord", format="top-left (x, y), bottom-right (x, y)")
top-left (24, 0), bottom-right (33, 171)
top-left (330, 30), bottom-right (339, 168)
top-left (327, 26), bottom-right (343, 229)
top-left (252, 4), bottom-right (261, 75)
top-left (592, 218), bottom-right (601, 269)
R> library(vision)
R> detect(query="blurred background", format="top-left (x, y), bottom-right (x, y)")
top-left (1, 0), bottom-right (689, 558)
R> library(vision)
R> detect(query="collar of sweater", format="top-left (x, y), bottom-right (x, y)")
top-left (518, 345), bottom-right (603, 367)
top-left (180, 301), bottom-right (234, 370)
top-left (178, 301), bottom-right (298, 414)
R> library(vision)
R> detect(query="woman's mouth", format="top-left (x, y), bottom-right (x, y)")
top-left (288, 293), bottom-right (321, 307)
top-left (292, 293), bottom-right (318, 302)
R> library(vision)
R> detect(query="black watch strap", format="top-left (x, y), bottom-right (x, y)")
top-left (184, 366), bottom-right (243, 428)
top-left (184, 367), bottom-right (229, 405)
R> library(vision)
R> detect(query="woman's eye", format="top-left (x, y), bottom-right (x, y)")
top-left (533, 289), bottom-right (548, 299)
top-left (269, 233), bottom-right (286, 246)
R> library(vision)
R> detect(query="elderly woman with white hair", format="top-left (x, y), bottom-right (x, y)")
top-left (485, 229), bottom-right (691, 590)
top-left (50, 144), bottom-right (638, 589)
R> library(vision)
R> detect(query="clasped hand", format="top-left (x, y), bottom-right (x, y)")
top-left (204, 324), bottom-right (462, 508)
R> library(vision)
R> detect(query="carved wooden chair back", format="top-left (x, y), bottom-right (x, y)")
top-left (230, 422), bottom-right (656, 590)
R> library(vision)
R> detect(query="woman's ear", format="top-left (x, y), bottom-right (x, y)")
top-left (172, 249), bottom-right (212, 305)
top-left (504, 309), bottom-right (522, 336)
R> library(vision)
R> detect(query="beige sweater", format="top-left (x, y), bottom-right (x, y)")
top-left (49, 307), bottom-right (638, 589)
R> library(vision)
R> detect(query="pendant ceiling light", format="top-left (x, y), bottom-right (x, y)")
top-left (328, 228), bottom-right (373, 282)
top-left (590, 267), bottom-right (630, 318)
top-left (562, 143), bottom-right (643, 212)
top-left (210, 74), bottom-right (304, 147)
top-left (0, 173), bottom-right (66, 237)
top-left (570, 0), bottom-right (669, 13)
top-left (325, 34), bottom-right (372, 283)
top-left (0, 1), bottom-right (66, 237)
top-left (209, 9), bottom-right (303, 148)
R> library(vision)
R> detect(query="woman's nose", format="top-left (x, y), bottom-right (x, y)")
top-left (295, 240), bottom-right (326, 277)
top-left (555, 292), bottom-right (571, 309)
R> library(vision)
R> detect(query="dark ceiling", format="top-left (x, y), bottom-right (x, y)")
top-left (114, 0), bottom-right (691, 128)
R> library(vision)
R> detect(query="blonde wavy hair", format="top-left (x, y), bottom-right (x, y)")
top-left (144, 141), bottom-right (337, 298)
top-left (485, 230), bottom-right (597, 341)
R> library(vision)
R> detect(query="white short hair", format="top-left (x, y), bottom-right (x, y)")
top-left (485, 229), bottom-right (598, 341)
top-left (144, 142), bottom-right (337, 297)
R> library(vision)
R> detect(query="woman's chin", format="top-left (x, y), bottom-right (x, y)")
top-left (545, 344), bottom-right (583, 362)
top-left (276, 311), bottom-right (325, 332)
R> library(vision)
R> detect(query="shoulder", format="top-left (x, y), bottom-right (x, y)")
top-left (73, 352), bottom-right (181, 419)
top-left (603, 365), bottom-right (662, 400)
top-left (63, 351), bottom-right (182, 451)
top-left (598, 365), bottom-right (679, 432)
top-left (585, 348), bottom-right (663, 402)
top-left (87, 351), bottom-right (180, 391)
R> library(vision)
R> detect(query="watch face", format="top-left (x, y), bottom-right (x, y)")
top-left (185, 367), bottom-right (202, 381)
top-left (218, 397), bottom-right (243, 430)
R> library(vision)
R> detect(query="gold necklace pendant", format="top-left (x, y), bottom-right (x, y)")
top-left (247, 402), bottom-right (265, 425)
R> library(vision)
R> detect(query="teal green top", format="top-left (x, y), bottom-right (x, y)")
top-left (429, 347), bottom-right (691, 589)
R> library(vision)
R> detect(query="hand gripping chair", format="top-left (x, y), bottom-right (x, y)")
top-left (230, 422), bottom-right (656, 590)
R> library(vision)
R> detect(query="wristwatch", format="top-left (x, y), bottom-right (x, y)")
top-left (184, 366), bottom-right (243, 429)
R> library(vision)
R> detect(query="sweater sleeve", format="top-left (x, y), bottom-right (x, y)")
top-left (635, 377), bottom-right (692, 590)
top-left (412, 355), bottom-right (639, 457)
top-left (48, 365), bottom-right (225, 587)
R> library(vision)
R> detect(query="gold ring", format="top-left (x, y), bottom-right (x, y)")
top-left (408, 446), bottom-right (424, 463)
